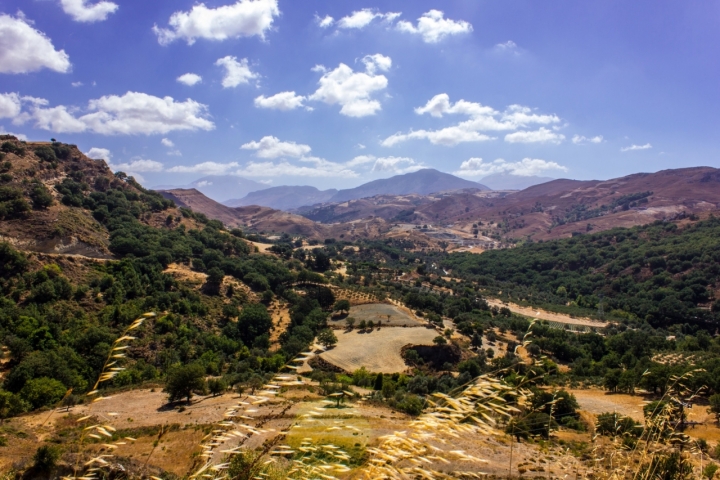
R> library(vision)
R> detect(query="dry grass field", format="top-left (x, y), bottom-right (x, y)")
top-left (319, 326), bottom-right (438, 373)
top-left (334, 303), bottom-right (425, 327)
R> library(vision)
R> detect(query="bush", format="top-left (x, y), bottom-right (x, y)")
top-left (30, 183), bottom-right (54, 209)
top-left (397, 394), bottom-right (424, 416)
top-left (33, 444), bottom-right (61, 472)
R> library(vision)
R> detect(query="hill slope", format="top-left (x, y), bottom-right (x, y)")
top-left (328, 169), bottom-right (488, 203)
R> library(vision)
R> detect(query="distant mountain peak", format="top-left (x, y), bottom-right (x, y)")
top-left (328, 168), bottom-right (488, 203)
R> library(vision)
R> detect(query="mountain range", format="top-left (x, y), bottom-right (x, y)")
top-left (159, 169), bottom-right (491, 211)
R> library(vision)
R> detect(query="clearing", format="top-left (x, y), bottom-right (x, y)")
top-left (333, 303), bottom-right (425, 327)
top-left (319, 326), bottom-right (438, 373)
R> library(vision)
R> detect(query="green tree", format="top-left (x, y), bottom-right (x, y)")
top-left (345, 317), bottom-right (356, 329)
top-left (703, 463), bottom-right (719, 480)
top-left (208, 378), bottom-right (227, 397)
top-left (204, 267), bottom-right (225, 295)
top-left (164, 364), bottom-right (206, 403)
top-left (374, 373), bottom-right (384, 391)
top-left (19, 377), bottom-right (66, 410)
top-left (710, 394), bottom-right (720, 423)
top-left (0, 390), bottom-right (29, 421)
top-left (237, 303), bottom-right (273, 346)
top-left (596, 412), bottom-right (639, 437)
top-left (334, 299), bottom-right (351, 315)
top-left (317, 329), bottom-right (338, 348)
top-left (433, 335), bottom-right (447, 345)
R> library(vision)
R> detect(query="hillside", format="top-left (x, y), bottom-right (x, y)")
top-left (225, 185), bottom-right (338, 210)
top-left (328, 168), bottom-right (488, 203)
top-left (479, 173), bottom-right (555, 190)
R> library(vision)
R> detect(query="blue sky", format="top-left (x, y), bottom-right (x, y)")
top-left (0, 0), bottom-right (719, 189)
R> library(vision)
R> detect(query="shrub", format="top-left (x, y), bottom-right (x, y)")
top-left (30, 183), bottom-right (54, 209)
top-left (164, 363), bottom-right (206, 403)
top-left (33, 444), bottom-right (61, 472)
top-left (317, 329), bottom-right (338, 348)
top-left (19, 377), bottom-right (66, 410)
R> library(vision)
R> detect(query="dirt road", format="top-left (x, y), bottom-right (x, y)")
top-left (485, 298), bottom-right (608, 329)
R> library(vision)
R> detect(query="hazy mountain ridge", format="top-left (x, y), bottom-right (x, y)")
top-left (224, 185), bottom-right (338, 210)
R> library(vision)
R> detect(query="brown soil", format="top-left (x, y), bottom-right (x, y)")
top-left (485, 298), bottom-right (609, 329)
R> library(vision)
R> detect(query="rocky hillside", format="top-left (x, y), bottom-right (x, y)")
top-left (0, 136), bottom-right (188, 258)
top-left (225, 185), bottom-right (337, 210)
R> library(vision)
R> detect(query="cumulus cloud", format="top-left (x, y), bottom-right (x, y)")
top-left (572, 134), bottom-right (604, 145)
top-left (71, 81), bottom-right (83, 87)
top-left (153, 0), bottom-right (280, 45)
top-left (60, 0), bottom-right (118, 23)
top-left (396, 10), bottom-right (472, 43)
top-left (309, 55), bottom-right (390, 117)
top-left (85, 147), bottom-right (111, 160)
top-left (168, 161), bottom-right (239, 175)
top-left (161, 138), bottom-right (174, 147)
top-left (454, 157), bottom-right (568, 178)
top-left (241, 136), bottom-right (311, 158)
top-left (504, 127), bottom-right (565, 144)
top-left (621, 143), bottom-right (652, 152)
top-left (15, 91), bottom-right (214, 135)
top-left (383, 93), bottom-right (560, 147)
top-left (109, 158), bottom-right (164, 173)
top-left (254, 91), bottom-right (306, 111)
top-left (0, 14), bottom-right (71, 74)
top-left (216, 56), bottom-right (259, 88)
top-left (0, 93), bottom-right (22, 119)
top-left (315, 14), bottom-right (334, 28)
top-left (336, 9), bottom-right (400, 29)
top-left (177, 73), bottom-right (202, 86)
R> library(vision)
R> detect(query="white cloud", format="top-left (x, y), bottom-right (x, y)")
top-left (168, 161), bottom-right (239, 175)
top-left (0, 14), bottom-right (71, 74)
top-left (382, 127), bottom-right (495, 147)
top-left (196, 180), bottom-right (212, 187)
top-left (356, 143), bottom-right (366, 150)
top-left (504, 127), bottom-right (565, 144)
top-left (336, 9), bottom-right (400, 29)
top-left (362, 54), bottom-right (392, 74)
top-left (308, 57), bottom-right (390, 117)
top-left (241, 136), bottom-right (311, 158)
top-left (153, 0), bottom-right (280, 45)
top-left (311, 64), bottom-right (326, 73)
top-left (16, 91), bottom-right (214, 135)
top-left (0, 93), bottom-right (21, 119)
top-left (60, 0), bottom-right (118, 23)
top-left (254, 91), bottom-right (306, 111)
top-left (384, 94), bottom-right (561, 147)
top-left (396, 10), bottom-right (472, 43)
top-left (621, 143), bottom-right (652, 152)
top-left (372, 156), bottom-right (423, 174)
top-left (454, 157), bottom-right (568, 178)
top-left (109, 158), bottom-right (164, 173)
top-left (71, 81), bottom-right (84, 87)
top-left (494, 40), bottom-right (519, 54)
top-left (177, 73), bottom-right (202, 86)
top-left (28, 105), bottom-right (87, 133)
top-left (234, 159), bottom-right (358, 178)
top-left (85, 147), bottom-right (111, 160)
top-left (572, 134), bottom-right (604, 145)
top-left (346, 155), bottom-right (376, 167)
top-left (161, 138), bottom-right (174, 147)
top-left (215, 56), bottom-right (259, 88)
top-left (316, 14), bottom-right (334, 28)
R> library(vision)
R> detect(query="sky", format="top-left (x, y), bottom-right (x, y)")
top-left (0, 0), bottom-right (719, 190)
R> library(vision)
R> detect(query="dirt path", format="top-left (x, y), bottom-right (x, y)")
top-left (485, 298), bottom-right (609, 329)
